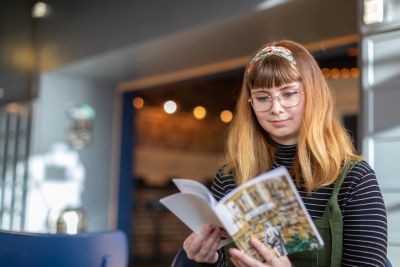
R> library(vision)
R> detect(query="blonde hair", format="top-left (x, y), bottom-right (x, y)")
top-left (224, 40), bottom-right (361, 192)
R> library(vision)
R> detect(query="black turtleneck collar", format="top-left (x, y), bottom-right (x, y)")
top-left (269, 139), bottom-right (297, 169)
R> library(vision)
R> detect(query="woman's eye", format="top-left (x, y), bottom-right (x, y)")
top-left (255, 95), bottom-right (270, 102)
top-left (281, 91), bottom-right (298, 99)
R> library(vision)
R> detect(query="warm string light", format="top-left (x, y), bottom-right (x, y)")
top-left (321, 67), bottom-right (359, 79)
top-left (350, 67), bottom-right (359, 78)
top-left (341, 68), bottom-right (350, 78)
top-left (220, 110), bottom-right (233, 123)
top-left (132, 97), bottom-right (144, 109)
top-left (331, 68), bottom-right (340, 79)
top-left (134, 97), bottom-right (233, 123)
top-left (193, 106), bottom-right (207, 120)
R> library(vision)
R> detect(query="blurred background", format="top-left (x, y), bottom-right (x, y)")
top-left (1, 0), bottom-right (399, 266)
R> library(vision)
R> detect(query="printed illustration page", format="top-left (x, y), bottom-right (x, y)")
top-left (214, 167), bottom-right (324, 261)
top-left (173, 178), bottom-right (217, 206)
top-left (159, 192), bottom-right (231, 248)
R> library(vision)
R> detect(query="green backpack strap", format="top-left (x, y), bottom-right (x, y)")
top-left (333, 159), bottom-right (360, 195)
top-left (223, 242), bottom-right (236, 267)
top-left (326, 159), bottom-right (360, 267)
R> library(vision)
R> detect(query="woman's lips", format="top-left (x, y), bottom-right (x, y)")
top-left (270, 119), bottom-right (289, 127)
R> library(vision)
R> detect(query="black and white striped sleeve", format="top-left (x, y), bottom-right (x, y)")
top-left (210, 169), bottom-right (236, 201)
top-left (341, 161), bottom-right (388, 267)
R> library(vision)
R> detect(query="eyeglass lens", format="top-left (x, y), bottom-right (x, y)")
top-left (251, 90), bottom-right (302, 111)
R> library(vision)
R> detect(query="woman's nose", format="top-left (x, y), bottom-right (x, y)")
top-left (270, 96), bottom-right (283, 114)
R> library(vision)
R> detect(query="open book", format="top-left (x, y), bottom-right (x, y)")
top-left (160, 167), bottom-right (324, 260)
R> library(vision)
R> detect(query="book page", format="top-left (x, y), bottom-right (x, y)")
top-left (160, 192), bottom-right (231, 248)
top-left (173, 178), bottom-right (217, 206)
top-left (214, 167), bottom-right (323, 261)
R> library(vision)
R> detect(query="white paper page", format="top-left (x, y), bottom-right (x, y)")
top-left (173, 179), bottom-right (217, 206)
top-left (213, 204), bottom-right (239, 236)
top-left (160, 193), bottom-right (231, 248)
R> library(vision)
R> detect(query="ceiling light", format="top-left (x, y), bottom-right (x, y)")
top-left (193, 106), bottom-right (206, 120)
top-left (132, 97), bottom-right (144, 109)
top-left (220, 110), bottom-right (233, 123)
top-left (164, 100), bottom-right (177, 114)
top-left (32, 2), bottom-right (50, 18)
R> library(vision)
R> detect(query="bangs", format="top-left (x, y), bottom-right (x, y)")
top-left (247, 56), bottom-right (301, 89)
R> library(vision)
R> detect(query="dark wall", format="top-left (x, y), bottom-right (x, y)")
top-left (0, 0), bottom-right (35, 106)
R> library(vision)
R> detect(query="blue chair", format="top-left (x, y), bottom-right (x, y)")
top-left (0, 230), bottom-right (128, 267)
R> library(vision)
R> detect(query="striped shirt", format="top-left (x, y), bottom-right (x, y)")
top-left (209, 143), bottom-right (387, 267)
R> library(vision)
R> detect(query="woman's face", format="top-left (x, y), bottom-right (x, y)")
top-left (250, 81), bottom-right (305, 145)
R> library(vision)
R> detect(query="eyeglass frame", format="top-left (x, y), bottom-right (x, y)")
top-left (248, 89), bottom-right (304, 112)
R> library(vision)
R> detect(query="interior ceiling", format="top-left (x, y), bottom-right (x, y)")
top-left (48, 0), bottom-right (358, 118)
top-left (54, 0), bottom-right (358, 87)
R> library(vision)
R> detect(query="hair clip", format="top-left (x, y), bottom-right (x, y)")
top-left (247, 46), bottom-right (296, 74)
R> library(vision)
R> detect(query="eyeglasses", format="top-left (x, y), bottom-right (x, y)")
top-left (248, 89), bottom-right (303, 112)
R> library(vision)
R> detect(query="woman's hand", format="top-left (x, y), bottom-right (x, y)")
top-left (229, 237), bottom-right (292, 267)
top-left (183, 224), bottom-right (222, 264)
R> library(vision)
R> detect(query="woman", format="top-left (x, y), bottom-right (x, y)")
top-left (182, 40), bottom-right (387, 266)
